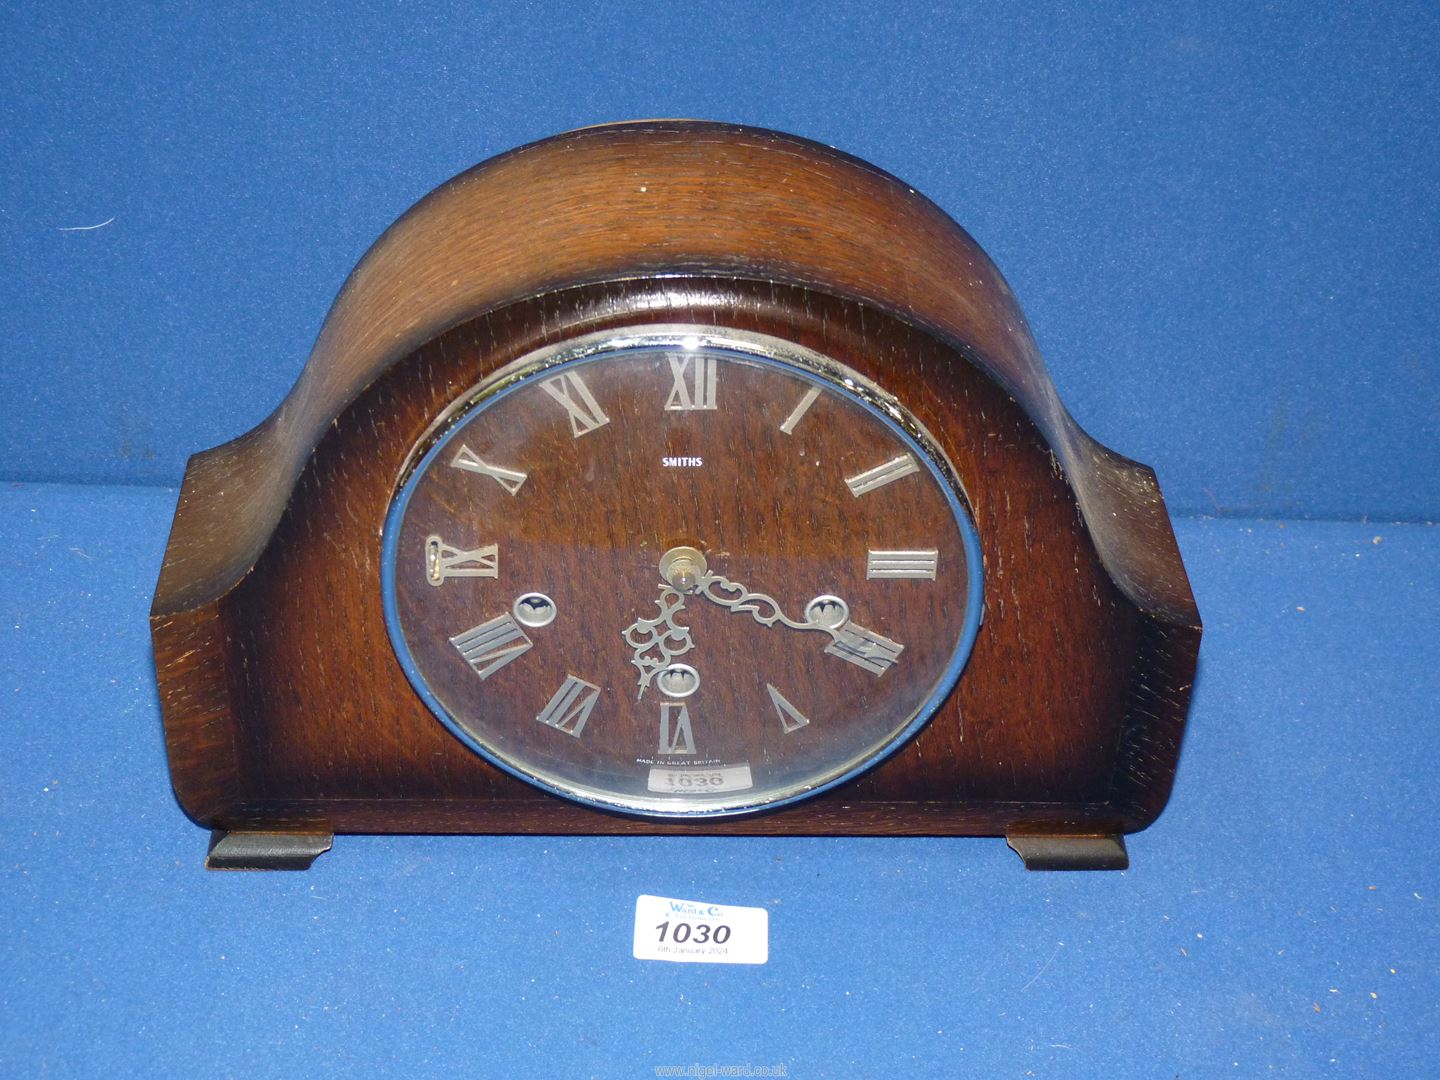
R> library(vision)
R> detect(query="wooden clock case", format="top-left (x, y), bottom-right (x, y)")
top-left (150, 121), bottom-right (1201, 870)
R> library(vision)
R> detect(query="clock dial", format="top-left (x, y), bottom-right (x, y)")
top-left (382, 327), bottom-right (984, 816)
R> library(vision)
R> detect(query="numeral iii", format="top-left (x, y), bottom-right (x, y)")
top-left (866, 550), bottom-right (939, 580)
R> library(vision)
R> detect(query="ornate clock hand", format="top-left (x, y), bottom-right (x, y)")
top-left (660, 545), bottom-right (842, 634)
top-left (656, 547), bottom-right (903, 675)
top-left (694, 572), bottom-right (840, 635)
top-left (621, 585), bottom-right (695, 699)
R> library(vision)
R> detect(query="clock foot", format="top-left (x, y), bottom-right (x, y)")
top-left (205, 830), bottom-right (334, 871)
top-left (1006, 832), bottom-right (1128, 871)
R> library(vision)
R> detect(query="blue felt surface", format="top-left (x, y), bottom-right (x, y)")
top-left (2, 3), bottom-right (1439, 520)
top-left (1, 483), bottom-right (1436, 1077)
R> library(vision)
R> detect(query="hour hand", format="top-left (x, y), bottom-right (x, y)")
top-left (621, 585), bottom-right (694, 699)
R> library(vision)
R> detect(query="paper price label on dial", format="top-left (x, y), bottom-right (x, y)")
top-left (632, 894), bottom-right (769, 965)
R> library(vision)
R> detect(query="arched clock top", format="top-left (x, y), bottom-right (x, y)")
top-left (154, 120), bottom-right (1192, 625)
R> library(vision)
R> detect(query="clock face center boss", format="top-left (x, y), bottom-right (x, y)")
top-left (381, 327), bottom-right (985, 817)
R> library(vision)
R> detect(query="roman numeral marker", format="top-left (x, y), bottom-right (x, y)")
top-left (664, 353), bottom-right (718, 411)
top-left (425, 535), bottom-right (498, 586)
top-left (867, 549), bottom-right (939, 580)
top-left (778, 386), bottom-right (821, 435)
top-left (540, 371), bottom-right (610, 437)
top-left (845, 454), bottom-right (920, 497)
top-left (658, 702), bottom-right (696, 755)
top-left (449, 445), bottom-right (527, 495)
top-left (824, 620), bottom-right (904, 676)
top-left (449, 612), bottom-right (532, 680)
top-left (536, 675), bottom-right (601, 737)
top-left (766, 684), bottom-right (812, 733)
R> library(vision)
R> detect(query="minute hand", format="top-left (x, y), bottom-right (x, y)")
top-left (656, 546), bottom-right (903, 674)
top-left (692, 571), bottom-right (836, 636)
top-left (693, 570), bottom-right (904, 676)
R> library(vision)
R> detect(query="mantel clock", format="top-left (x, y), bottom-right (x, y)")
top-left (150, 121), bottom-right (1201, 871)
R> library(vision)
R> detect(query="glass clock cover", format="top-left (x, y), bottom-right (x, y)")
top-left (382, 327), bottom-right (983, 816)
